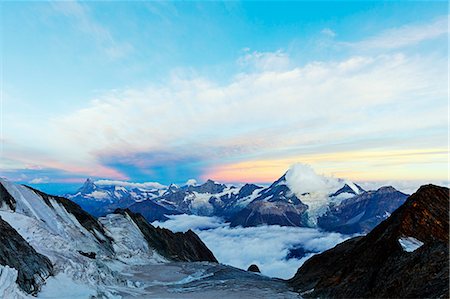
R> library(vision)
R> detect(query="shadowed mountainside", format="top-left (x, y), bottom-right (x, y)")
top-left (289, 184), bottom-right (449, 298)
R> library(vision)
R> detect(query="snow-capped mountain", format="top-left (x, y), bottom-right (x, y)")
top-left (126, 180), bottom-right (265, 222)
top-left (67, 178), bottom-right (165, 217)
top-left (318, 186), bottom-right (409, 234)
top-left (289, 184), bottom-right (449, 298)
top-left (229, 175), bottom-right (310, 227)
top-left (66, 166), bottom-right (408, 233)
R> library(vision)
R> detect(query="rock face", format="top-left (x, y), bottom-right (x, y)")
top-left (247, 264), bottom-right (261, 273)
top-left (114, 209), bottom-right (218, 263)
top-left (318, 186), bottom-right (408, 234)
top-left (128, 199), bottom-right (182, 222)
top-left (0, 216), bottom-right (53, 295)
top-left (289, 184), bottom-right (449, 298)
top-left (229, 175), bottom-right (309, 227)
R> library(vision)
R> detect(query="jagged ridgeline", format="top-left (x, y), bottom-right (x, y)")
top-left (67, 172), bottom-right (409, 235)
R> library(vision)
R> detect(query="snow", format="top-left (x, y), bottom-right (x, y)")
top-left (398, 237), bottom-right (424, 252)
top-left (0, 266), bottom-right (30, 299)
top-left (99, 213), bottom-right (166, 264)
top-left (345, 181), bottom-right (362, 195)
top-left (236, 188), bottom-right (263, 207)
top-left (87, 190), bottom-right (109, 200)
top-left (37, 273), bottom-right (96, 299)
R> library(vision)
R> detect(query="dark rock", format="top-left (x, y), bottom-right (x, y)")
top-left (78, 251), bottom-right (96, 259)
top-left (329, 183), bottom-right (365, 197)
top-left (289, 184), bottom-right (449, 298)
top-left (318, 186), bottom-right (408, 234)
top-left (0, 216), bottom-right (53, 295)
top-left (247, 264), bottom-right (261, 273)
top-left (114, 209), bottom-right (218, 263)
top-left (229, 174), bottom-right (309, 227)
top-left (230, 201), bottom-right (309, 227)
top-left (285, 246), bottom-right (317, 260)
top-left (0, 182), bottom-right (16, 211)
top-left (187, 179), bottom-right (227, 194)
top-left (128, 199), bottom-right (182, 222)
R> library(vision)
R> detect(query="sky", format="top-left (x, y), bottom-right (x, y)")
top-left (1, 1), bottom-right (448, 193)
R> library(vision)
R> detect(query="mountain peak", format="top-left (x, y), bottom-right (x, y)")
top-left (376, 186), bottom-right (399, 193)
top-left (77, 178), bottom-right (97, 194)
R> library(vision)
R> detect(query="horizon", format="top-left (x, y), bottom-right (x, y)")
top-left (1, 2), bottom-right (448, 193)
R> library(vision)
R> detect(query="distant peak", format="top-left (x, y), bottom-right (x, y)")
top-left (376, 186), bottom-right (398, 193)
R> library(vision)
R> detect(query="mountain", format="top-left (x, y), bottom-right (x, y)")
top-left (114, 209), bottom-right (217, 262)
top-left (0, 179), bottom-right (218, 295)
top-left (129, 180), bottom-right (265, 223)
top-left (67, 178), bottom-right (164, 217)
top-left (289, 184), bottom-right (449, 298)
top-left (329, 182), bottom-right (365, 197)
top-left (229, 175), bottom-right (311, 227)
top-left (0, 216), bottom-right (53, 294)
top-left (318, 186), bottom-right (409, 234)
top-left (128, 198), bottom-right (182, 222)
top-left (66, 173), bottom-right (409, 232)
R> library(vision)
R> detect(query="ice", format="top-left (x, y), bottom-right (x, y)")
top-left (398, 237), bottom-right (424, 252)
top-left (0, 266), bottom-right (30, 299)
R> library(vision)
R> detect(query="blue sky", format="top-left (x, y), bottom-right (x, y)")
top-left (1, 1), bottom-right (448, 193)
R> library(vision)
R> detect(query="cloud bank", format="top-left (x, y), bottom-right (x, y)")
top-left (153, 214), bottom-right (350, 279)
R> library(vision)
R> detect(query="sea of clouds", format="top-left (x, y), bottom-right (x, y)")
top-left (153, 214), bottom-right (351, 279)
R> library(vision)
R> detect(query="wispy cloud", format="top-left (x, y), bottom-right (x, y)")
top-left (321, 28), bottom-right (336, 37)
top-left (29, 177), bottom-right (49, 184)
top-left (2, 14), bottom-right (447, 184)
top-left (51, 1), bottom-right (133, 59)
top-left (344, 15), bottom-right (448, 50)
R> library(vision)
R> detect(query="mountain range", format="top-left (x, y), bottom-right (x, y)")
top-left (0, 176), bottom-right (447, 298)
top-left (67, 170), bottom-right (409, 234)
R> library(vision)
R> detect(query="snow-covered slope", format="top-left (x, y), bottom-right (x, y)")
top-left (0, 178), bottom-right (224, 298)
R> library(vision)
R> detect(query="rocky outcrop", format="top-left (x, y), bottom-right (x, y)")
top-left (247, 264), bottom-right (261, 273)
top-left (0, 183), bottom-right (16, 211)
top-left (318, 186), bottom-right (408, 234)
top-left (289, 184), bottom-right (449, 298)
top-left (0, 216), bottom-right (53, 295)
top-left (114, 209), bottom-right (217, 263)
top-left (230, 200), bottom-right (309, 227)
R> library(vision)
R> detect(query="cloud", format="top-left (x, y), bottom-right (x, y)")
top-left (152, 214), bottom-right (226, 232)
top-left (285, 163), bottom-right (340, 195)
top-left (321, 28), bottom-right (336, 37)
top-left (238, 49), bottom-right (290, 71)
top-left (345, 15), bottom-right (448, 50)
top-left (153, 214), bottom-right (350, 279)
top-left (94, 179), bottom-right (166, 189)
top-left (2, 16), bottom-right (447, 183)
top-left (285, 163), bottom-right (343, 221)
top-left (51, 1), bottom-right (133, 59)
top-left (29, 177), bottom-right (50, 184)
top-left (185, 179), bottom-right (197, 186)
